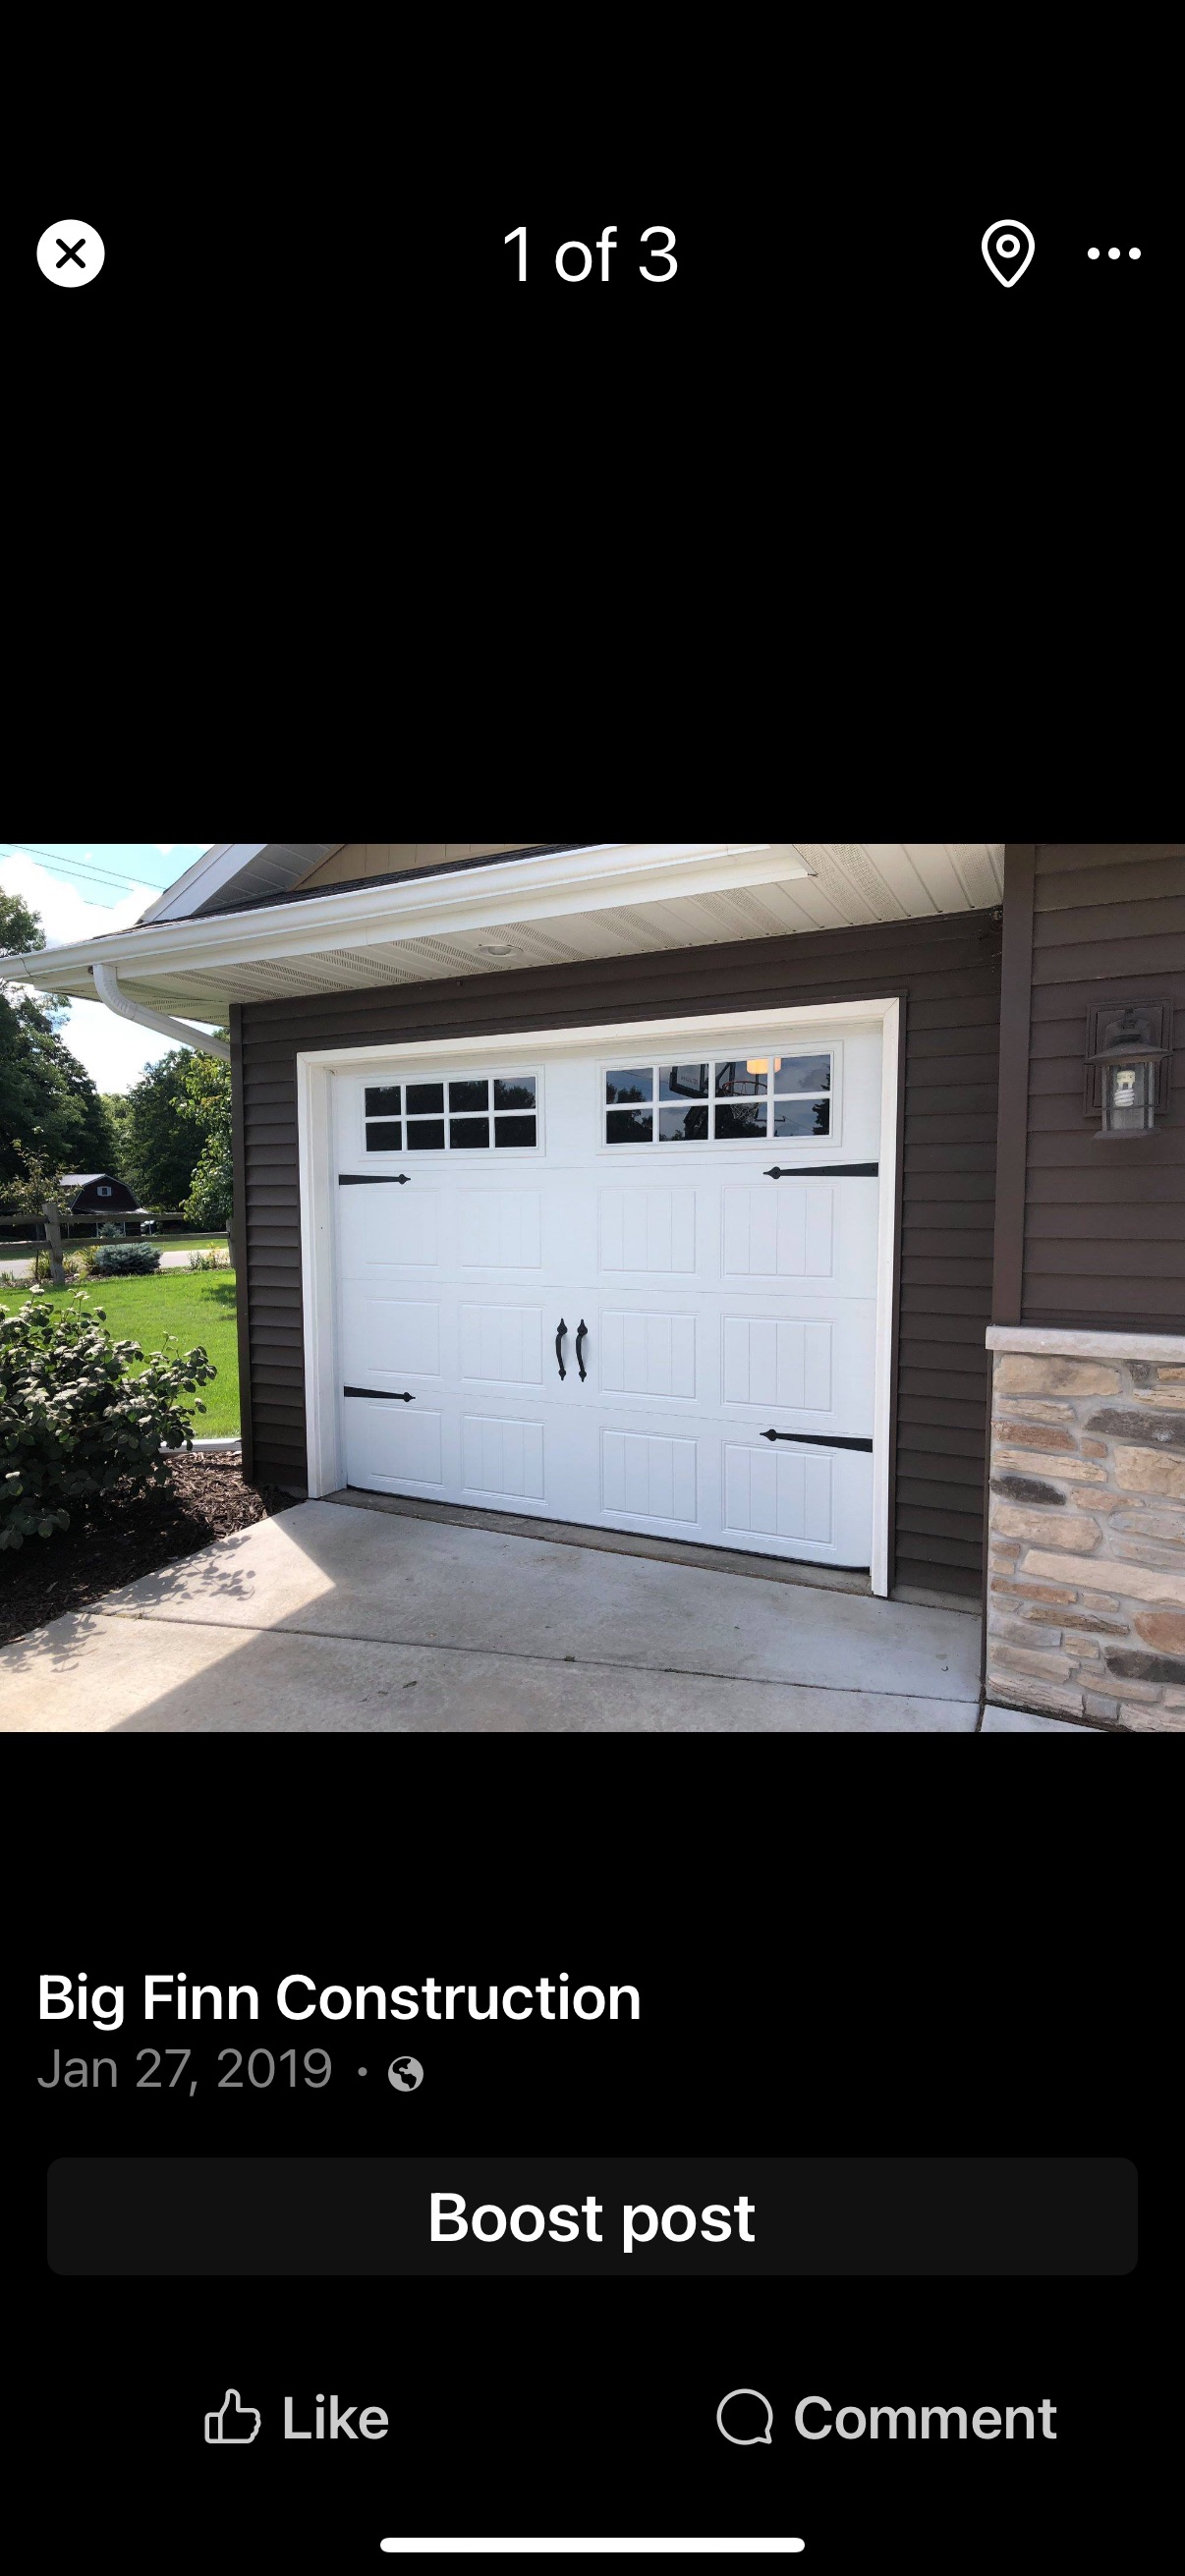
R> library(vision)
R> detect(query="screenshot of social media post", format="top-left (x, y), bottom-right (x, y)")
top-left (25, 1795), bottom-right (1150, 2576)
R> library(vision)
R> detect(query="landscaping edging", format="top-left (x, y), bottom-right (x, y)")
top-left (985, 1325), bottom-right (1185, 1732)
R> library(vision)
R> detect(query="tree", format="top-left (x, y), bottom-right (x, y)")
top-left (100, 1092), bottom-right (133, 1171)
top-left (0, 994), bottom-right (116, 1185)
top-left (0, 888), bottom-right (47, 958)
top-left (0, 887), bottom-right (76, 1022)
top-left (6, 1141), bottom-right (70, 1283)
top-left (181, 1048), bottom-right (233, 1226)
top-left (117, 1050), bottom-right (200, 1210)
top-left (2, 886), bottom-right (116, 1189)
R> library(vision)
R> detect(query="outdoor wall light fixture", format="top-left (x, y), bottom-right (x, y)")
top-left (1084, 1002), bottom-right (1173, 1139)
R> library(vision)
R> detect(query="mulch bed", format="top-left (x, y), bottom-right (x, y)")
top-left (0, 1455), bottom-right (297, 1647)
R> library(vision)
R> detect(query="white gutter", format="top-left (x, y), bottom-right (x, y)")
top-left (90, 961), bottom-right (231, 1060)
top-left (13, 844), bottom-right (803, 1002)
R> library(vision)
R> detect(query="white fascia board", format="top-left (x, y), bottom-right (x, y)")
top-left (139, 842), bottom-right (268, 923)
top-left (7, 843), bottom-right (807, 993)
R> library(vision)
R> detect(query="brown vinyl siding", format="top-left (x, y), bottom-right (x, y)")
top-left (1018, 847), bottom-right (1185, 1330)
top-left (237, 910), bottom-right (1002, 1599)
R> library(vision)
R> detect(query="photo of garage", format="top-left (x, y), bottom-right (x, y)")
top-left (4, 842), bottom-right (1181, 1731)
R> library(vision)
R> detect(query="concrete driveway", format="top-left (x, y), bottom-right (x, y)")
top-left (0, 1498), bottom-right (1006, 1733)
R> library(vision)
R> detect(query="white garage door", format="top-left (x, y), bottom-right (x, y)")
top-left (331, 1025), bottom-right (881, 1566)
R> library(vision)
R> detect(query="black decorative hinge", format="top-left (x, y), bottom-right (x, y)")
top-left (761, 1429), bottom-right (874, 1451)
top-left (763, 1163), bottom-right (879, 1179)
top-left (339, 1173), bottom-right (410, 1185)
top-left (343, 1387), bottom-right (415, 1401)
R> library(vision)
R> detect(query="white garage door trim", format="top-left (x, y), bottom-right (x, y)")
top-left (296, 996), bottom-right (901, 1593)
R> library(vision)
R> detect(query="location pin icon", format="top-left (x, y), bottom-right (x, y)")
top-left (982, 220), bottom-right (1035, 287)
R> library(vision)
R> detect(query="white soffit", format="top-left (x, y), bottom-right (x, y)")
top-left (141, 843), bottom-right (347, 922)
top-left (14, 843), bottom-right (1003, 1015)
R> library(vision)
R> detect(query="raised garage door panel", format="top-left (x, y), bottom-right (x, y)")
top-left (342, 1297), bottom-right (440, 1381)
top-left (722, 1182), bottom-right (835, 1277)
top-left (598, 1187), bottom-right (698, 1274)
top-left (333, 1028), bottom-right (881, 1564)
top-left (723, 1316), bottom-right (833, 1411)
top-left (343, 1400), bottom-right (444, 1490)
top-left (600, 1310), bottom-right (699, 1400)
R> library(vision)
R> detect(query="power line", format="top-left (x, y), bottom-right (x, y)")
top-left (0, 843), bottom-right (159, 892)
top-left (0, 843), bottom-right (170, 894)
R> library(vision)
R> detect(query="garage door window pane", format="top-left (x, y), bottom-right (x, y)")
top-left (714, 1101), bottom-right (767, 1140)
top-left (659, 1104), bottom-right (709, 1142)
top-left (714, 1060), bottom-right (766, 1097)
top-left (450, 1117), bottom-right (490, 1148)
top-left (494, 1115), bottom-right (536, 1148)
top-left (449, 1079), bottom-right (489, 1112)
top-left (407, 1119), bottom-right (445, 1149)
top-left (606, 1068), bottom-right (652, 1105)
top-left (493, 1077), bottom-right (536, 1110)
top-left (774, 1054), bottom-right (831, 1093)
top-left (773, 1097), bottom-right (831, 1138)
top-left (406, 1082), bottom-right (444, 1116)
top-left (365, 1085), bottom-right (402, 1117)
top-left (607, 1108), bottom-right (653, 1144)
top-left (659, 1063), bottom-right (708, 1100)
top-left (366, 1120), bottom-right (403, 1150)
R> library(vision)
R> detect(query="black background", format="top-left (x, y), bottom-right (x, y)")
top-left (8, 143), bottom-right (1181, 825)
top-left (22, 1765), bottom-right (1157, 2573)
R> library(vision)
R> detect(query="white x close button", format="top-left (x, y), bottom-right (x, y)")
top-left (36, 220), bottom-right (105, 287)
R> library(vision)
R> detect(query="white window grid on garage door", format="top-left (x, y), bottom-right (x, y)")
top-left (361, 1068), bottom-right (542, 1155)
top-left (598, 1042), bottom-right (840, 1149)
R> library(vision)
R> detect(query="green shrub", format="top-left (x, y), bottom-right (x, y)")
top-left (0, 1287), bottom-right (217, 1549)
top-left (32, 1250), bottom-right (81, 1283)
top-left (90, 1244), bottom-right (161, 1276)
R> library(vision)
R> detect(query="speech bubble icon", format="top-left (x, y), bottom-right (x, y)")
top-left (716, 2389), bottom-right (773, 2445)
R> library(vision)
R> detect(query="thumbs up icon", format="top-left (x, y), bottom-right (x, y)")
top-left (204, 2389), bottom-right (261, 2444)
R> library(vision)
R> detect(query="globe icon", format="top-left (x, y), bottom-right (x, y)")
top-left (388, 2055), bottom-right (423, 2092)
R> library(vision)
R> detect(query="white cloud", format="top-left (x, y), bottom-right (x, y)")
top-left (0, 851), bottom-right (206, 1092)
top-left (155, 844), bottom-right (175, 855)
top-left (0, 850), bottom-right (152, 945)
top-left (58, 999), bottom-right (175, 1092)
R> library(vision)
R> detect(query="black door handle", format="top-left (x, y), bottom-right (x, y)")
top-left (575, 1318), bottom-right (589, 1381)
top-left (555, 1317), bottom-right (568, 1380)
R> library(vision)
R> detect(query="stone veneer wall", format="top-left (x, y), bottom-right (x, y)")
top-left (985, 1330), bottom-right (1185, 1731)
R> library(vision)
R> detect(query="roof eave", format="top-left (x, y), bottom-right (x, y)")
top-left (5, 843), bottom-right (790, 999)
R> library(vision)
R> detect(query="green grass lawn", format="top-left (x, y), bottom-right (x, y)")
top-left (0, 1271), bottom-right (241, 1436)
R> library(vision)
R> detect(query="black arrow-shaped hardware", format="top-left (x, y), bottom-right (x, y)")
top-left (761, 1428), bottom-right (873, 1450)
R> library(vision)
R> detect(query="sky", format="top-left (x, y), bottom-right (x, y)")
top-left (0, 844), bottom-right (214, 1092)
